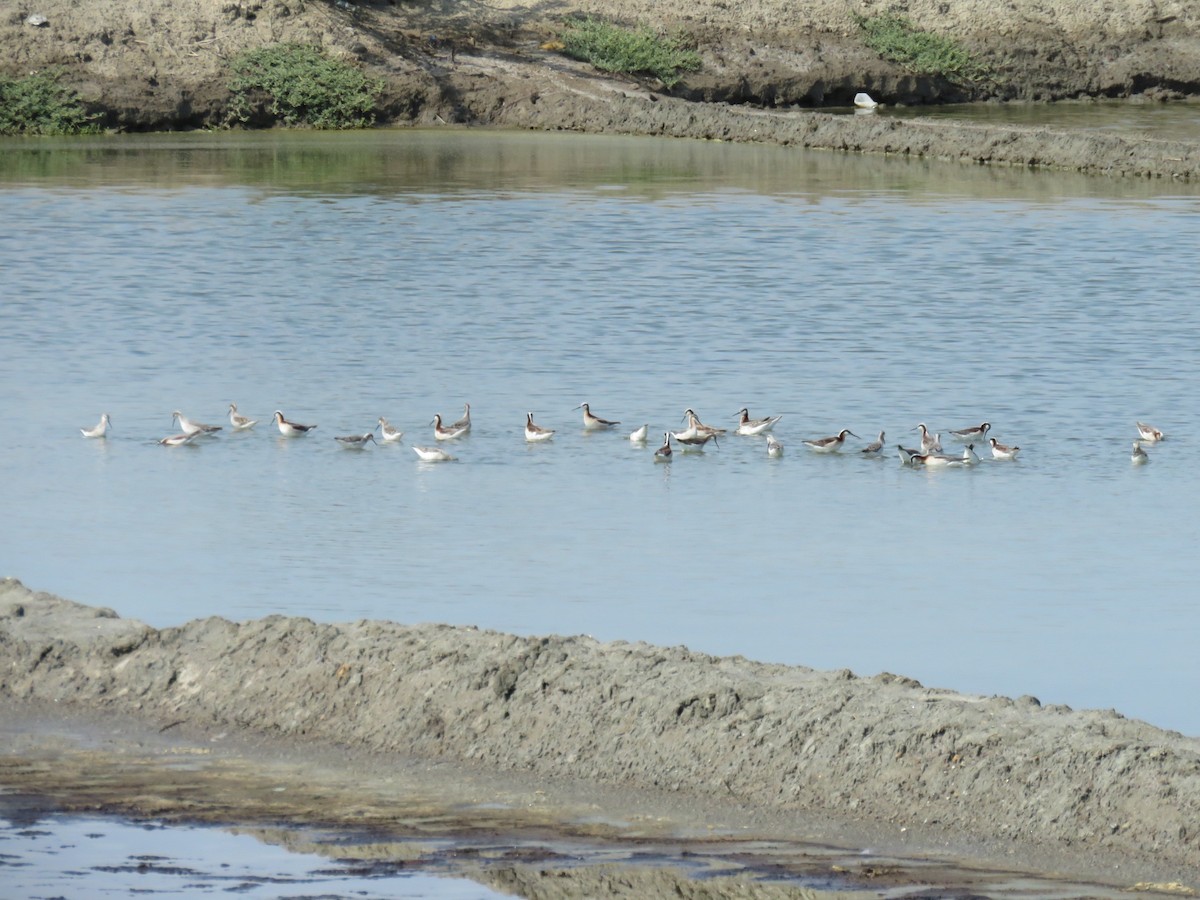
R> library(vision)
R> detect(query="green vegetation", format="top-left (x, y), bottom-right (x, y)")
top-left (855, 14), bottom-right (989, 85)
top-left (0, 69), bottom-right (98, 136)
top-left (227, 44), bottom-right (383, 129)
top-left (561, 18), bottom-right (701, 89)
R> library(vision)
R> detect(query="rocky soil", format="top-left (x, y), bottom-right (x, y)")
top-left (3, 578), bottom-right (1199, 890)
top-left (3, 0), bottom-right (1200, 177)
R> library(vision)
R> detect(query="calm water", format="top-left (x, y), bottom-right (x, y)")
top-left (2, 130), bottom-right (1200, 743)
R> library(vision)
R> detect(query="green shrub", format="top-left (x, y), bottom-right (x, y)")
top-left (0, 69), bottom-right (98, 135)
top-left (228, 44), bottom-right (383, 129)
top-left (855, 14), bottom-right (989, 85)
top-left (561, 19), bottom-right (700, 89)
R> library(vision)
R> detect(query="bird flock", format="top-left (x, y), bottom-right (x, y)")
top-left (78, 404), bottom-right (1169, 466)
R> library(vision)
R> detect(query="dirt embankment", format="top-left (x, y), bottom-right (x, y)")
top-left (3, 578), bottom-right (1200, 888)
top-left (3, 0), bottom-right (1200, 177)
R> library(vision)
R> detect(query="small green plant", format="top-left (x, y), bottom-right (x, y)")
top-left (561, 19), bottom-right (701, 89)
top-left (0, 69), bottom-right (98, 135)
top-left (228, 44), bottom-right (383, 129)
top-left (855, 14), bottom-right (989, 85)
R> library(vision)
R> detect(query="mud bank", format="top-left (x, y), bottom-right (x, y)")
top-left (2, 578), bottom-right (1200, 890)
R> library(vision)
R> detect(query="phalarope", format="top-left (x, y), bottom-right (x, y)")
top-left (376, 417), bottom-right (404, 442)
top-left (860, 431), bottom-right (885, 455)
top-left (766, 434), bottom-right (784, 457)
top-left (273, 410), bottom-right (317, 436)
top-left (1136, 422), bottom-right (1164, 443)
top-left (654, 432), bottom-right (673, 461)
top-left (803, 429), bottom-right (857, 453)
top-left (854, 92), bottom-right (879, 109)
top-left (671, 429), bottom-right (718, 450)
top-left (962, 443), bottom-right (980, 465)
top-left (910, 451), bottom-right (967, 468)
top-left (431, 414), bottom-right (469, 441)
top-left (576, 402), bottom-right (620, 430)
top-left (988, 437), bottom-right (1020, 460)
top-left (525, 412), bottom-right (555, 442)
top-left (173, 410), bottom-right (222, 436)
top-left (158, 431), bottom-right (199, 447)
top-left (450, 403), bottom-right (472, 433)
top-left (949, 422), bottom-right (990, 442)
top-left (335, 432), bottom-right (376, 448)
top-left (227, 403), bottom-right (258, 431)
top-left (413, 445), bottom-right (455, 461)
top-left (682, 408), bottom-right (726, 435)
top-left (629, 424), bottom-right (649, 442)
top-left (1131, 441), bottom-right (1149, 464)
top-left (896, 444), bottom-right (923, 465)
top-left (80, 413), bottom-right (111, 439)
top-left (913, 423), bottom-right (941, 454)
top-left (734, 408), bottom-right (782, 436)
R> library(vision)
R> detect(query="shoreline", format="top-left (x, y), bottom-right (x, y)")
top-left (3, 578), bottom-right (1199, 891)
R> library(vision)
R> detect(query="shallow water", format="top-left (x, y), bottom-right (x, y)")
top-left (2, 129), bottom-right (1199, 742)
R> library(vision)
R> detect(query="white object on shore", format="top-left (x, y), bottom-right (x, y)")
top-left (854, 92), bottom-right (879, 109)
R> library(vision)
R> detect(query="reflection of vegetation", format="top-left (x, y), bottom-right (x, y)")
top-left (228, 44), bottom-right (383, 129)
top-left (561, 19), bottom-right (701, 88)
top-left (0, 69), bottom-right (99, 135)
top-left (855, 14), bottom-right (989, 85)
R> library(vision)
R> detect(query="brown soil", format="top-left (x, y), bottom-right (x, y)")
top-left (3, 0), bottom-right (1200, 177)
top-left (3, 578), bottom-right (1199, 894)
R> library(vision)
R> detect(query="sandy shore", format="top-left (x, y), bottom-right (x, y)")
top-left (3, 578), bottom-right (1199, 894)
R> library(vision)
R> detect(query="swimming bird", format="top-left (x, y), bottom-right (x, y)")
top-left (431, 414), bottom-right (469, 441)
top-left (1131, 441), bottom-right (1149, 464)
top-left (576, 402), bottom-right (620, 430)
top-left (910, 451), bottom-right (967, 468)
top-left (962, 443), bottom-right (980, 465)
top-left (803, 429), bottom-right (857, 453)
top-left (988, 437), bottom-right (1021, 460)
top-left (227, 403), bottom-right (258, 431)
top-left (671, 429), bottom-right (718, 450)
top-left (412, 445), bottom-right (455, 462)
top-left (734, 408), bottom-right (782, 436)
top-left (376, 417), bottom-right (404, 443)
top-left (173, 410), bottom-right (222, 436)
top-left (450, 403), bottom-right (472, 433)
top-left (913, 423), bottom-right (941, 454)
top-left (1136, 422), bottom-right (1164, 443)
top-left (682, 408), bottom-right (726, 435)
top-left (335, 432), bottom-right (376, 448)
top-left (525, 412), bottom-right (555, 442)
top-left (80, 413), bottom-right (111, 439)
top-left (896, 444), bottom-right (923, 465)
top-left (949, 422), bottom-right (990, 443)
top-left (766, 434), bottom-right (784, 457)
top-left (158, 431), bottom-right (199, 447)
top-left (629, 424), bottom-right (649, 443)
top-left (654, 432), bottom-right (673, 461)
top-left (860, 431), bottom-right (885, 455)
top-left (273, 410), bottom-right (317, 436)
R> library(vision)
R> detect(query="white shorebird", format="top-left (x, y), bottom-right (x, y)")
top-left (734, 408), bottom-right (782, 436)
top-left (335, 432), bottom-right (376, 448)
top-left (450, 403), bottom-right (472, 433)
top-left (431, 414), bottom-right (469, 441)
top-left (629, 424), bottom-right (649, 443)
top-left (766, 434), bottom-right (784, 457)
top-left (576, 402), bottom-right (620, 430)
top-left (273, 410), bottom-right (317, 436)
top-left (913, 423), bottom-right (941, 454)
top-left (962, 443), bottom-right (980, 465)
top-left (949, 422), bottom-right (990, 443)
top-left (654, 432), bottom-right (673, 461)
top-left (1131, 441), bottom-right (1149, 464)
top-left (860, 431), bottom-right (885, 455)
top-left (524, 412), bottom-right (555, 442)
top-left (1136, 422), bottom-right (1164, 443)
top-left (376, 417), bottom-right (404, 443)
top-left (173, 410), bottom-right (222, 436)
top-left (227, 403), bottom-right (258, 431)
top-left (803, 429), bottom-right (857, 453)
top-left (413, 445), bottom-right (455, 462)
top-left (854, 92), bottom-right (879, 109)
top-left (80, 413), bottom-right (111, 439)
top-left (896, 444), bottom-right (923, 465)
top-left (682, 408), bottom-right (726, 436)
top-left (910, 451), bottom-right (967, 468)
top-left (158, 431), bottom-right (199, 447)
top-left (989, 437), bottom-right (1021, 460)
